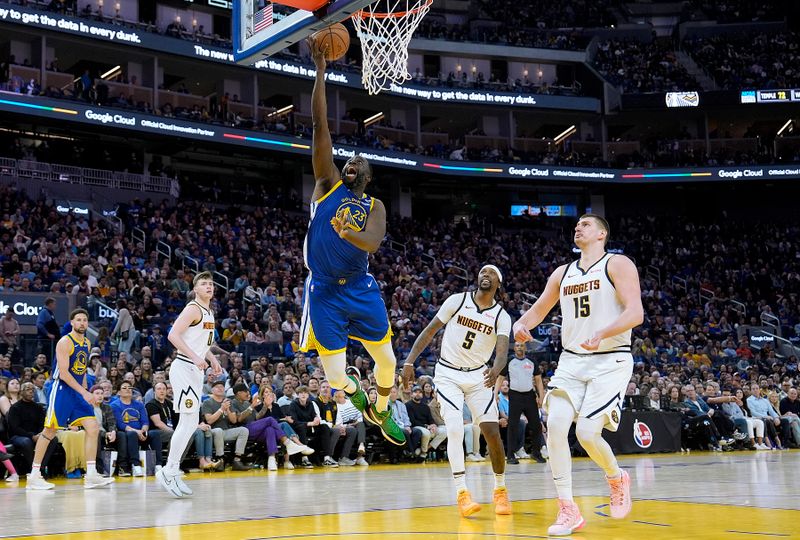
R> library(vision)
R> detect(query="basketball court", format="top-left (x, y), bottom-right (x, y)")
top-left (2, 451), bottom-right (797, 539)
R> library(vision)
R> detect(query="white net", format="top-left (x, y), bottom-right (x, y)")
top-left (351, 0), bottom-right (433, 95)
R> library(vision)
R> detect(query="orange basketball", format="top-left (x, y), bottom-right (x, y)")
top-left (311, 22), bottom-right (350, 61)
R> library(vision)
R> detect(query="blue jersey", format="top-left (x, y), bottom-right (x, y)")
top-left (54, 333), bottom-right (90, 386)
top-left (304, 180), bottom-right (374, 281)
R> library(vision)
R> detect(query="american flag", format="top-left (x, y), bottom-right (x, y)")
top-left (253, 3), bottom-right (273, 33)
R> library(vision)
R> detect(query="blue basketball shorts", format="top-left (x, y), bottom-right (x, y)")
top-left (299, 273), bottom-right (392, 355)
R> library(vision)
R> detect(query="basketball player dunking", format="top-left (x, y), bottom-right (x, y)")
top-left (513, 214), bottom-right (643, 536)
top-left (156, 271), bottom-right (222, 498)
top-left (402, 265), bottom-right (512, 517)
top-left (299, 41), bottom-right (404, 445)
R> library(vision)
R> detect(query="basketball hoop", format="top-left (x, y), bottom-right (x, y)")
top-left (351, 0), bottom-right (433, 95)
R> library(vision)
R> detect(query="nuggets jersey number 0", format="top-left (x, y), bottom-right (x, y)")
top-left (437, 292), bottom-right (512, 369)
top-left (179, 301), bottom-right (215, 360)
top-left (559, 252), bottom-right (630, 353)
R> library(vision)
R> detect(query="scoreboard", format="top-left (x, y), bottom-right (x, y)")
top-left (741, 89), bottom-right (800, 104)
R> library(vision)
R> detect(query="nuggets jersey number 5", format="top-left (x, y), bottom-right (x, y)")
top-left (559, 252), bottom-right (630, 354)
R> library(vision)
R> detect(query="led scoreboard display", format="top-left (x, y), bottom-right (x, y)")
top-left (741, 89), bottom-right (800, 104)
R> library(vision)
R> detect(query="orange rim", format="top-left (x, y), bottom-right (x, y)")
top-left (354, 0), bottom-right (432, 19)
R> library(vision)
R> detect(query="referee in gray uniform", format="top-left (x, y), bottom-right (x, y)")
top-left (501, 342), bottom-right (546, 463)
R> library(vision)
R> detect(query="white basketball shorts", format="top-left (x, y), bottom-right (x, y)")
top-left (434, 363), bottom-right (499, 424)
top-left (544, 351), bottom-right (633, 432)
top-left (169, 358), bottom-right (204, 413)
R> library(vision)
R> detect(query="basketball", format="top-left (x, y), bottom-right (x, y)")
top-left (311, 22), bottom-right (350, 61)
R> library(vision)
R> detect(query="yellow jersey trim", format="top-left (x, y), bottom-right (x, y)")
top-left (315, 180), bottom-right (343, 205)
top-left (69, 416), bottom-right (95, 428)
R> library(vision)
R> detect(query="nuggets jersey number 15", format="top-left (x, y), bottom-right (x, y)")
top-left (436, 292), bottom-right (512, 369)
top-left (559, 252), bottom-right (630, 353)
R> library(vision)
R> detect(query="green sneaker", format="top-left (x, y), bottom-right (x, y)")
top-left (344, 366), bottom-right (369, 413)
top-left (364, 404), bottom-right (406, 446)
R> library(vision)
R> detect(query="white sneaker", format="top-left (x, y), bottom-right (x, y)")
top-left (132, 465), bottom-right (145, 477)
top-left (323, 456), bottom-right (339, 467)
top-left (540, 445), bottom-right (549, 459)
top-left (26, 472), bottom-right (54, 490)
top-left (466, 454), bottom-right (482, 462)
top-left (755, 443), bottom-right (769, 450)
top-left (355, 457), bottom-right (369, 467)
top-left (284, 439), bottom-right (305, 456)
top-left (515, 449), bottom-right (530, 459)
top-left (338, 457), bottom-right (356, 466)
top-left (155, 468), bottom-right (183, 498)
top-left (174, 473), bottom-right (193, 496)
top-left (4, 473), bottom-right (19, 482)
top-left (268, 456), bottom-right (278, 471)
top-left (285, 461), bottom-right (295, 470)
top-left (84, 472), bottom-right (114, 489)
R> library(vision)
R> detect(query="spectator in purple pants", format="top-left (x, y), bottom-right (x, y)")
top-left (230, 383), bottom-right (312, 470)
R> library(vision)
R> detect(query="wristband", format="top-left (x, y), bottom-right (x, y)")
top-left (403, 363), bottom-right (414, 367)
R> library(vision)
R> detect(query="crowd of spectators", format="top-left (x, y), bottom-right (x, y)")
top-left (416, 19), bottom-right (589, 51)
top-left (594, 39), bottom-right (701, 94)
top-left (0, 173), bottom-right (798, 480)
top-left (691, 0), bottom-right (788, 23)
top-left (684, 32), bottom-right (800, 90)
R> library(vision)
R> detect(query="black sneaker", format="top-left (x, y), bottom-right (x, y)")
top-left (506, 457), bottom-right (519, 465)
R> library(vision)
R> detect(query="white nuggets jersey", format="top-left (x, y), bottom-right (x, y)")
top-left (436, 292), bottom-right (512, 369)
top-left (559, 252), bottom-right (630, 353)
top-left (178, 301), bottom-right (215, 360)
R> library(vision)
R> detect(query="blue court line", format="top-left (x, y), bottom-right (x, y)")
top-left (725, 531), bottom-right (790, 537)
top-left (248, 533), bottom-right (550, 540)
top-left (632, 520), bottom-right (671, 527)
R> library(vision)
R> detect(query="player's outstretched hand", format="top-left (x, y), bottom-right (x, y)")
top-left (401, 363), bottom-right (415, 390)
top-left (579, 332), bottom-right (602, 351)
top-left (308, 37), bottom-right (327, 71)
top-left (483, 367), bottom-right (500, 388)
top-left (513, 321), bottom-right (533, 343)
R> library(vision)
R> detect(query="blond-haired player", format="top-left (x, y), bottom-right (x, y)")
top-left (156, 271), bottom-right (222, 498)
top-left (513, 214), bottom-right (643, 536)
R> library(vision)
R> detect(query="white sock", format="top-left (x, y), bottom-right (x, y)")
top-left (86, 461), bottom-right (97, 475)
top-left (494, 473), bottom-right (506, 489)
top-left (576, 416), bottom-right (621, 477)
top-left (453, 471), bottom-right (467, 493)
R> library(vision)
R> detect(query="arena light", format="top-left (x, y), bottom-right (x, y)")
top-left (363, 112), bottom-right (384, 127)
top-left (267, 105), bottom-right (294, 118)
top-left (776, 119), bottom-right (793, 137)
top-left (554, 125), bottom-right (576, 145)
top-left (100, 65), bottom-right (122, 80)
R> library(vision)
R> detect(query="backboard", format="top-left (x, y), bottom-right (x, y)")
top-left (233, 0), bottom-right (374, 65)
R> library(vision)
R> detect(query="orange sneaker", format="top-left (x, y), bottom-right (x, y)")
top-left (547, 499), bottom-right (585, 536)
top-left (457, 489), bottom-right (482, 517)
top-left (607, 469), bottom-right (632, 519)
top-left (493, 487), bottom-right (512, 515)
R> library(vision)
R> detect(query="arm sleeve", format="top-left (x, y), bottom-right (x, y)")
top-left (435, 293), bottom-right (465, 325)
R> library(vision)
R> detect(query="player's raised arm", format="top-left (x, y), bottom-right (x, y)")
top-left (579, 255), bottom-right (643, 351)
top-left (513, 264), bottom-right (567, 343)
top-left (168, 304), bottom-right (206, 369)
top-left (333, 197), bottom-right (387, 253)
top-left (309, 38), bottom-right (338, 194)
